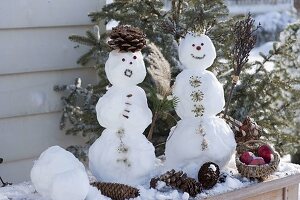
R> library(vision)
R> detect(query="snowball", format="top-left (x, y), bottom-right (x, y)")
top-left (178, 33), bottom-right (216, 70)
top-left (51, 168), bottom-right (89, 200)
top-left (173, 69), bottom-right (225, 118)
top-left (30, 146), bottom-right (89, 200)
top-left (209, 164), bottom-right (217, 171)
top-left (105, 50), bottom-right (146, 87)
top-left (182, 192), bottom-right (190, 200)
top-left (96, 86), bottom-right (152, 133)
top-left (165, 117), bottom-right (236, 178)
top-left (89, 128), bottom-right (156, 186)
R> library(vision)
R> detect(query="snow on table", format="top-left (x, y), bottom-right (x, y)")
top-left (0, 162), bottom-right (300, 200)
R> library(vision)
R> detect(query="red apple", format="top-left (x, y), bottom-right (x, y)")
top-left (258, 145), bottom-right (273, 163)
top-left (240, 151), bottom-right (254, 165)
top-left (249, 157), bottom-right (266, 165)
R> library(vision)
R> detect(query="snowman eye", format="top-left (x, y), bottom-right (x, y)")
top-left (133, 56), bottom-right (137, 59)
top-left (122, 58), bottom-right (125, 62)
top-left (192, 44), bottom-right (195, 47)
top-left (201, 43), bottom-right (204, 46)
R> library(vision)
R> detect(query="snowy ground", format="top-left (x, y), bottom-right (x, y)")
top-left (1, 158), bottom-right (299, 200)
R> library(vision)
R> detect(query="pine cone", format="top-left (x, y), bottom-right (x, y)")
top-left (91, 182), bottom-right (139, 200)
top-left (235, 116), bottom-right (262, 143)
top-left (150, 169), bottom-right (202, 197)
top-left (108, 25), bottom-right (146, 52)
top-left (198, 162), bottom-right (220, 189)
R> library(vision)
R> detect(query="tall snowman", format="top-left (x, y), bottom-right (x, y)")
top-left (89, 25), bottom-right (156, 186)
top-left (165, 33), bottom-right (236, 177)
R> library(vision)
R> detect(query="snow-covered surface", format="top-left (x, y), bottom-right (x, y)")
top-left (255, 11), bottom-right (296, 34)
top-left (228, 4), bottom-right (293, 15)
top-left (1, 159), bottom-right (299, 200)
top-left (248, 41), bottom-right (275, 72)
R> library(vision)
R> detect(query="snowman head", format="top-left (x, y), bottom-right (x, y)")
top-left (105, 50), bottom-right (146, 87)
top-left (178, 33), bottom-right (216, 70)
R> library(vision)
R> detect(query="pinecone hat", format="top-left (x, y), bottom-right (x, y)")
top-left (150, 169), bottom-right (202, 197)
top-left (108, 25), bottom-right (146, 52)
top-left (198, 162), bottom-right (220, 189)
top-left (91, 182), bottom-right (139, 200)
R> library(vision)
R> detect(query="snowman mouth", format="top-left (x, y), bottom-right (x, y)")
top-left (124, 69), bottom-right (133, 77)
top-left (191, 54), bottom-right (206, 60)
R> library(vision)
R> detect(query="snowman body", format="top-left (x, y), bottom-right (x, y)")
top-left (89, 50), bottom-right (156, 186)
top-left (165, 33), bottom-right (236, 177)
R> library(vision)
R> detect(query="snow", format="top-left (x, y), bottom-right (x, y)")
top-left (255, 11), bottom-right (296, 34)
top-left (165, 33), bottom-right (236, 177)
top-left (30, 146), bottom-right (89, 200)
top-left (248, 41), bottom-right (276, 73)
top-left (178, 33), bottom-right (216, 70)
top-left (209, 164), bottom-right (217, 172)
top-left (228, 4), bottom-right (293, 15)
top-left (1, 160), bottom-right (299, 200)
top-left (172, 69), bottom-right (225, 118)
top-left (89, 129), bottom-right (156, 186)
top-left (90, 47), bottom-right (156, 186)
top-left (95, 86), bottom-right (152, 133)
top-left (165, 117), bottom-right (236, 178)
top-left (105, 51), bottom-right (147, 87)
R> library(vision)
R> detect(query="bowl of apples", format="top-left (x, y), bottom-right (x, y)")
top-left (236, 140), bottom-right (280, 180)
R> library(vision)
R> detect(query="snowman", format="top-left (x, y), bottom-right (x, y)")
top-left (89, 25), bottom-right (156, 186)
top-left (165, 33), bottom-right (236, 178)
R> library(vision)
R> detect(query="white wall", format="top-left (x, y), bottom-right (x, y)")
top-left (0, 0), bottom-right (105, 183)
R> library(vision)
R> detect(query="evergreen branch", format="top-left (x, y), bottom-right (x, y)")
top-left (86, 30), bottom-right (99, 43)
top-left (77, 47), bottom-right (98, 65)
top-left (69, 35), bottom-right (97, 46)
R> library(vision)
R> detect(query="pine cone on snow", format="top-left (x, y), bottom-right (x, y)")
top-left (198, 162), bottom-right (220, 189)
top-left (108, 25), bottom-right (146, 52)
top-left (91, 182), bottom-right (139, 200)
top-left (150, 169), bottom-right (202, 197)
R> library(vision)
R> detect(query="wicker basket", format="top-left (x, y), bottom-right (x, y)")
top-left (236, 140), bottom-right (280, 180)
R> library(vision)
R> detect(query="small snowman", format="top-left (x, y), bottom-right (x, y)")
top-left (89, 25), bottom-right (156, 186)
top-left (165, 33), bottom-right (236, 178)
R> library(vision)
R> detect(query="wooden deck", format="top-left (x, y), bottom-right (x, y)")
top-left (203, 173), bottom-right (300, 200)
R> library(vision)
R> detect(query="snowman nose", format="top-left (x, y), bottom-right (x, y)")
top-left (196, 46), bottom-right (201, 51)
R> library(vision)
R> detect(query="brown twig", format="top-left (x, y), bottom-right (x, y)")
top-left (147, 111), bottom-right (159, 140)
top-left (224, 13), bottom-right (260, 117)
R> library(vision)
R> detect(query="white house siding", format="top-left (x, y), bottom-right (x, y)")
top-left (0, 0), bottom-right (105, 183)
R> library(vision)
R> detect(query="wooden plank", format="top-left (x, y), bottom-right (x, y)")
top-left (0, 158), bottom-right (36, 183)
top-left (204, 174), bottom-right (300, 200)
top-left (0, 112), bottom-right (85, 163)
top-left (0, 26), bottom-right (97, 75)
top-left (244, 188), bottom-right (283, 200)
top-left (286, 184), bottom-right (299, 200)
top-left (0, 0), bottom-right (105, 29)
top-left (0, 67), bottom-right (98, 119)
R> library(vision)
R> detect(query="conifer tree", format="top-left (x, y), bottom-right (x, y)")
top-left (55, 0), bottom-right (300, 159)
